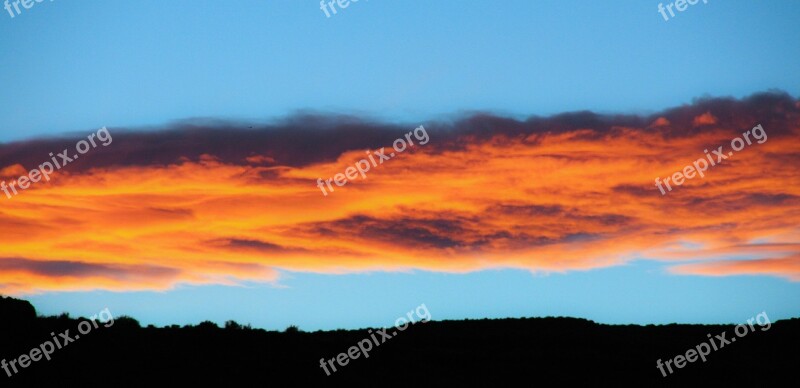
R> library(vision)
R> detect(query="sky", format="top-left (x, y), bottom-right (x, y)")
top-left (1, 1), bottom-right (799, 330)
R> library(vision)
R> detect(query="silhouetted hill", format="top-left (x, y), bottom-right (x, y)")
top-left (0, 296), bottom-right (797, 386)
top-left (0, 296), bottom-right (36, 330)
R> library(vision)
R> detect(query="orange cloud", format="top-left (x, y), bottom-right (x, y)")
top-left (693, 111), bottom-right (718, 127)
top-left (670, 255), bottom-right (800, 281)
top-left (650, 117), bottom-right (670, 127)
top-left (0, 92), bottom-right (798, 294)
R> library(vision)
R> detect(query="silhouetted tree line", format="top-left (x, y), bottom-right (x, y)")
top-left (0, 295), bottom-right (797, 386)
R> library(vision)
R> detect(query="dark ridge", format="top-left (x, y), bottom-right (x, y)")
top-left (0, 296), bottom-right (797, 386)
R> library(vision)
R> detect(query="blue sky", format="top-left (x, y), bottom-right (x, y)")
top-left (1, 0), bottom-right (798, 142)
top-left (3, 1), bottom-right (800, 330)
top-left (28, 263), bottom-right (800, 331)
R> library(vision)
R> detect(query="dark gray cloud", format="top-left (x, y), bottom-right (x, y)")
top-left (0, 92), bottom-right (796, 178)
top-left (0, 258), bottom-right (180, 280)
